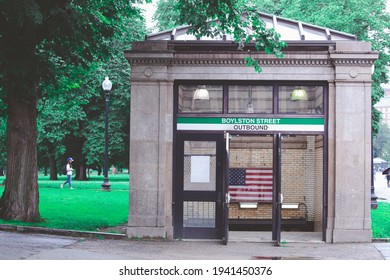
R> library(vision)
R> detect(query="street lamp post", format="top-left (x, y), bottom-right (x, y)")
top-left (101, 77), bottom-right (112, 191)
top-left (371, 127), bottom-right (378, 209)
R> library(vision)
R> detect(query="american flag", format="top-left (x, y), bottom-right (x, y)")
top-left (229, 168), bottom-right (273, 202)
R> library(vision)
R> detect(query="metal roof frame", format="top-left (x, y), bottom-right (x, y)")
top-left (146, 12), bottom-right (356, 43)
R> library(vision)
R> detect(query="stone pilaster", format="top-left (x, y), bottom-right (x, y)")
top-left (329, 41), bottom-right (377, 242)
top-left (126, 46), bottom-right (174, 238)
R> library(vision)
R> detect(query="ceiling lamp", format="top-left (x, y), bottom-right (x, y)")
top-left (247, 87), bottom-right (254, 113)
top-left (193, 86), bottom-right (210, 100)
top-left (291, 87), bottom-right (308, 101)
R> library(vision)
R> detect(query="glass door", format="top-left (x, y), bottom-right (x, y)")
top-left (228, 134), bottom-right (275, 242)
top-left (225, 133), bottom-right (324, 244)
top-left (279, 134), bottom-right (324, 243)
top-left (174, 133), bottom-right (224, 239)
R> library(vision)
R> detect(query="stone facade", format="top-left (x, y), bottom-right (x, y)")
top-left (125, 39), bottom-right (377, 242)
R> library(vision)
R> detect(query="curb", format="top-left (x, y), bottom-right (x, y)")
top-left (1, 224), bottom-right (389, 243)
top-left (373, 238), bottom-right (390, 243)
top-left (0, 224), bottom-right (127, 240)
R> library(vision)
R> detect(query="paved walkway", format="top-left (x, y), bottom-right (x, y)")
top-left (0, 230), bottom-right (387, 280)
top-left (374, 171), bottom-right (390, 202)
top-left (0, 229), bottom-right (388, 260)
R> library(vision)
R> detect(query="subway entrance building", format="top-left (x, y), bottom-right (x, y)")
top-left (125, 13), bottom-right (378, 243)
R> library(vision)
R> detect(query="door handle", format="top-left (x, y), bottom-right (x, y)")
top-left (279, 193), bottom-right (284, 204)
top-left (226, 193), bottom-right (231, 204)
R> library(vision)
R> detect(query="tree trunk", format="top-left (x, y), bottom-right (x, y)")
top-left (97, 165), bottom-right (102, 175)
top-left (75, 163), bottom-right (88, 180)
top-left (0, 95), bottom-right (40, 222)
top-left (49, 152), bottom-right (58, 180)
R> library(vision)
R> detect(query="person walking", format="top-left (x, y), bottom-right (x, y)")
top-left (61, 157), bottom-right (74, 189)
top-left (382, 167), bottom-right (390, 188)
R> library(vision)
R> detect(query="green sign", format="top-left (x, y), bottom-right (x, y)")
top-left (177, 117), bottom-right (324, 132)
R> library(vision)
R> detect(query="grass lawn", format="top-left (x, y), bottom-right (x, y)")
top-left (0, 174), bottom-right (129, 233)
top-left (371, 202), bottom-right (390, 239)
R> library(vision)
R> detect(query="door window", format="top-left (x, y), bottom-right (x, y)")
top-left (183, 201), bottom-right (216, 228)
top-left (184, 141), bottom-right (216, 191)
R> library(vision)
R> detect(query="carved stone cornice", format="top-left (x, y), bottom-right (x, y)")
top-left (329, 52), bottom-right (378, 66)
top-left (125, 49), bottom-right (377, 68)
top-left (330, 58), bottom-right (377, 66)
top-left (126, 56), bottom-right (332, 67)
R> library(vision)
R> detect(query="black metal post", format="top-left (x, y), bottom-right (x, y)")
top-left (101, 90), bottom-right (111, 191)
top-left (371, 126), bottom-right (378, 209)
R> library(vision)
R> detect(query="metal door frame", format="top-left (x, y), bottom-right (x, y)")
top-left (222, 132), bottom-right (231, 244)
top-left (225, 133), bottom-right (281, 243)
top-left (173, 133), bottom-right (225, 239)
top-left (274, 133), bottom-right (326, 244)
top-left (274, 133), bottom-right (282, 245)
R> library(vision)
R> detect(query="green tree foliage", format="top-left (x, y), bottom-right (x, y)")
top-left (154, 0), bottom-right (389, 134)
top-left (37, 66), bottom-right (90, 179)
top-left (374, 122), bottom-right (390, 161)
top-left (0, 99), bottom-right (6, 175)
top-left (0, 0), bottom-right (146, 221)
top-left (0, 117), bottom-right (5, 176)
top-left (154, 0), bottom-right (286, 72)
top-left (37, 9), bottom-right (147, 179)
top-left (153, 0), bottom-right (181, 31)
top-left (249, 0), bottom-right (390, 135)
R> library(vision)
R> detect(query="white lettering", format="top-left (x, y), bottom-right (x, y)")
top-left (233, 125), bottom-right (269, 131)
top-left (222, 118), bottom-right (257, 124)
top-left (256, 118), bottom-right (281, 124)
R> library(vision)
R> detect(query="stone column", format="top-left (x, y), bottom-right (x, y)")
top-left (326, 82), bottom-right (336, 242)
top-left (329, 41), bottom-right (378, 242)
top-left (126, 42), bottom-right (174, 238)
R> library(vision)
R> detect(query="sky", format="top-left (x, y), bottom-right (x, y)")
top-left (139, 1), bottom-right (157, 30)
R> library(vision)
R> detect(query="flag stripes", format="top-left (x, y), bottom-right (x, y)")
top-left (229, 168), bottom-right (273, 202)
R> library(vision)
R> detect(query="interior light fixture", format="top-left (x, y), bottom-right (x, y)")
top-left (193, 86), bottom-right (210, 100)
top-left (246, 103), bottom-right (254, 113)
top-left (291, 87), bottom-right (308, 101)
top-left (246, 87), bottom-right (254, 113)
